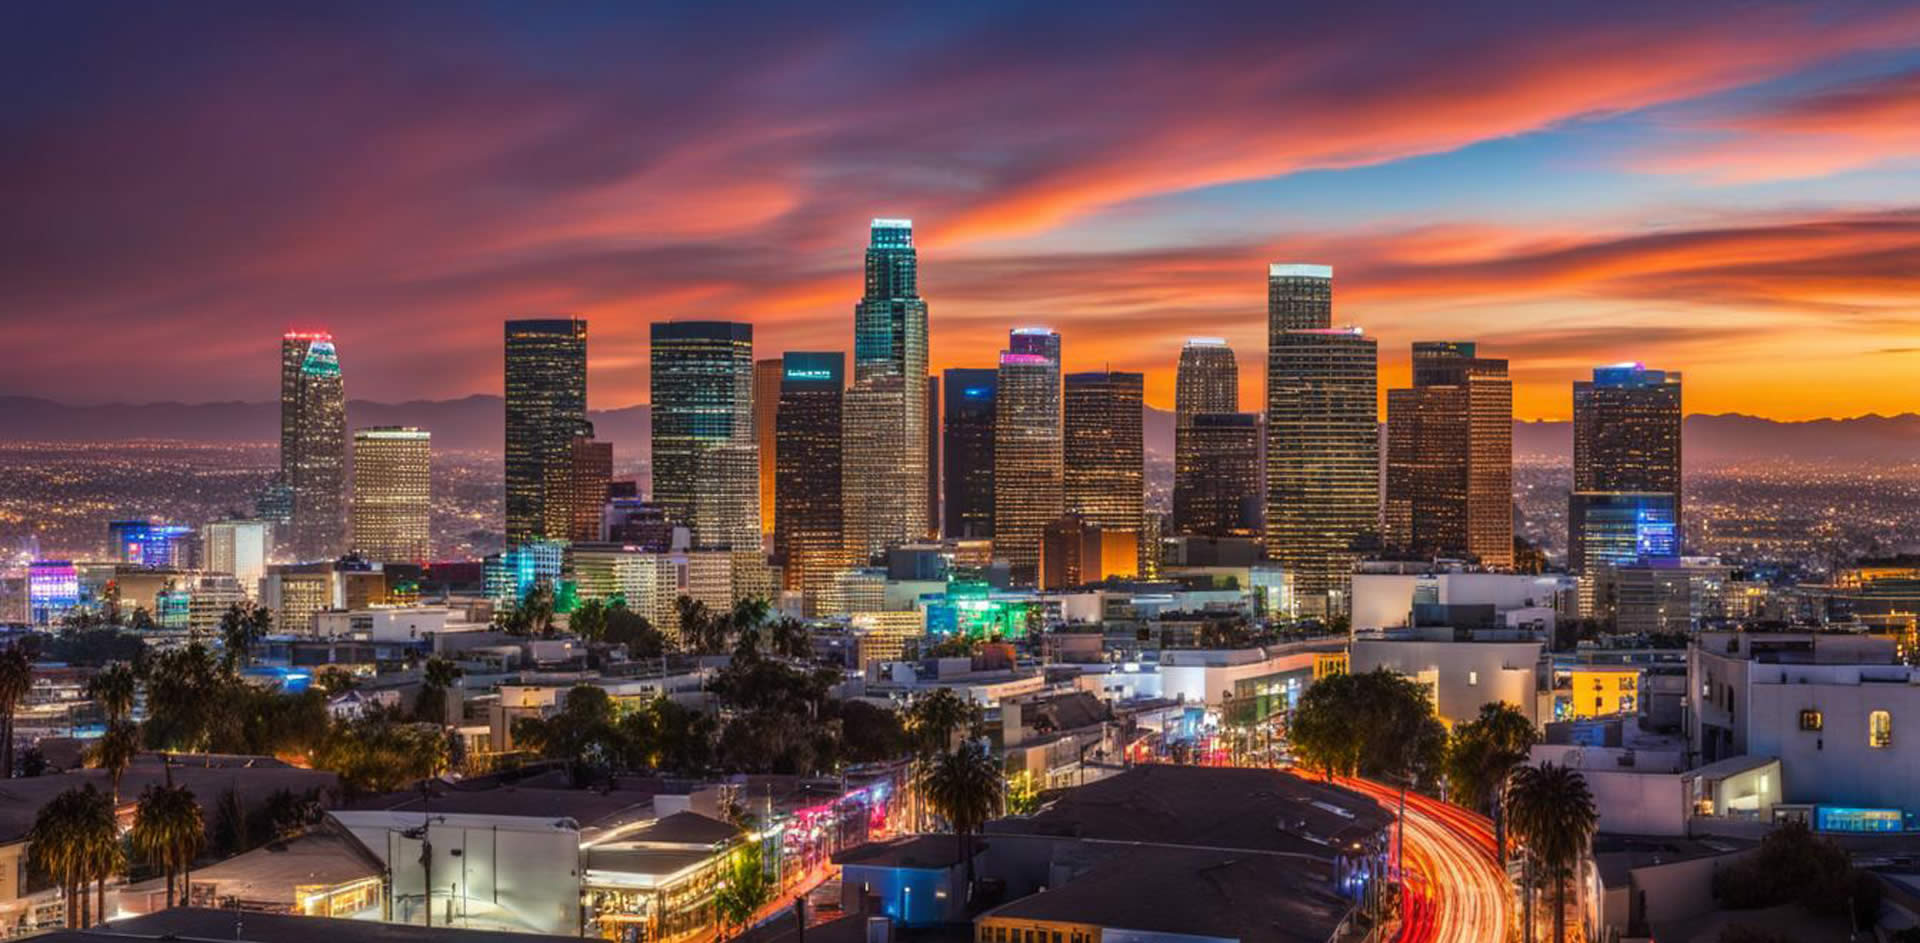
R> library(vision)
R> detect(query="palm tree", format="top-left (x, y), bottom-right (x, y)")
top-left (904, 689), bottom-right (978, 758)
top-left (1445, 701), bottom-right (1537, 866)
top-left (1, 642), bottom-right (35, 779)
top-left (28, 784), bottom-right (121, 928)
top-left (218, 602), bottom-right (272, 670)
top-left (130, 776), bottom-right (205, 908)
top-left (768, 618), bottom-right (811, 661)
top-left (1507, 762), bottom-right (1598, 943)
top-left (673, 596), bottom-right (716, 653)
top-left (90, 719), bottom-right (142, 804)
top-left (416, 657), bottom-right (463, 726)
top-left (87, 662), bottom-right (138, 723)
top-left (917, 742), bottom-right (1004, 906)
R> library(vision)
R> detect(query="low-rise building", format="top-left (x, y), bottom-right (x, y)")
top-left (1350, 631), bottom-right (1547, 727)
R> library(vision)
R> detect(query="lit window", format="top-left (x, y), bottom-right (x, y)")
top-left (1799, 710), bottom-right (1823, 732)
top-left (1870, 711), bottom-right (1893, 749)
top-left (1468, 671), bottom-right (1478, 686)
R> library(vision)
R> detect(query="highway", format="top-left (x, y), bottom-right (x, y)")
top-left (1340, 778), bottom-right (1512, 943)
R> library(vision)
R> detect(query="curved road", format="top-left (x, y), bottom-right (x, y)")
top-left (1340, 779), bottom-right (1511, 943)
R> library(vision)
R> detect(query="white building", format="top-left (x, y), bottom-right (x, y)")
top-left (201, 520), bottom-right (269, 593)
top-left (313, 606), bottom-right (470, 642)
top-left (1350, 567), bottom-right (1573, 633)
top-left (1349, 633), bottom-right (1546, 727)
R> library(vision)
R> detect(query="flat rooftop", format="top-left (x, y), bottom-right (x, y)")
top-left (42, 908), bottom-right (565, 942)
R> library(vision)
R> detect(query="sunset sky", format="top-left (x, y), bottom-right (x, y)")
top-left (4, 2), bottom-right (1919, 419)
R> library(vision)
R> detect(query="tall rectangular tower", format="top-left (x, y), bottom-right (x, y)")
top-left (1172, 337), bottom-right (1241, 536)
top-left (994, 342), bottom-right (1063, 586)
top-left (504, 319), bottom-right (588, 545)
top-left (649, 321), bottom-right (756, 548)
top-left (1064, 371), bottom-right (1145, 569)
top-left (776, 352), bottom-right (846, 614)
top-left (351, 426), bottom-right (431, 563)
top-left (942, 368), bottom-right (998, 539)
top-left (847, 218), bottom-right (931, 547)
top-left (1384, 342), bottom-right (1513, 566)
top-left (754, 357), bottom-right (783, 538)
top-left (1571, 363), bottom-right (1683, 572)
top-left (280, 332), bottom-right (347, 561)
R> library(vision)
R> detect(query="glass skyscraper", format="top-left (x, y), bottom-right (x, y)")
top-left (1384, 342), bottom-right (1513, 566)
top-left (1064, 370), bottom-right (1145, 573)
top-left (350, 426), bottom-right (432, 563)
top-left (1263, 265), bottom-right (1378, 615)
top-left (776, 351), bottom-right (846, 614)
top-left (650, 321), bottom-right (757, 548)
top-left (504, 319), bottom-right (588, 545)
top-left (1174, 413), bottom-right (1262, 537)
top-left (847, 218), bottom-right (931, 547)
top-left (280, 331), bottom-right (347, 561)
top-left (942, 367), bottom-right (998, 539)
top-left (1173, 337), bottom-right (1241, 536)
top-left (1571, 363), bottom-right (1683, 571)
top-left (994, 336), bottom-right (1063, 586)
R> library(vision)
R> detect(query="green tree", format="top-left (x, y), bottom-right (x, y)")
top-left (218, 602), bottom-right (272, 670)
top-left (904, 688), bottom-right (980, 758)
top-left (1290, 668), bottom-right (1447, 786)
top-left (603, 601), bottom-right (668, 657)
top-left (1508, 762), bottom-right (1598, 943)
top-left (87, 662), bottom-right (138, 722)
top-left (832, 699), bottom-right (908, 764)
top-left (917, 742), bottom-right (1003, 906)
top-left (511, 685), bottom-right (622, 787)
top-left (415, 657), bottom-right (464, 726)
top-left (569, 598), bottom-right (608, 641)
top-left (768, 618), bottom-right (811, 661)
top-left (1714, 819), bottom-right (1880, 929)
top-left (314, 709), bottom-right (451, 796)
top-left (138, 642), bottom-right (227, 754)
top-left (1445, 701), bottom-right (1539, 866)
top-left (674, 596), bottom-right (720, 653)
top-left (28, 783), bottom-right (121, 928)
top-left (713, 840), bottom-right (773, 936)
top-left (129, 777), bottom-right (205, 908)
top-left (89, 719), bottom-right (142, 803)
top-left (0, 642), bottom-right (34, 779)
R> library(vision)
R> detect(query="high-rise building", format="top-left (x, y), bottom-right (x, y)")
top-left (754, 358), bottom-right (783, 537)
top-left (202, 520), bottom-right (269, 593)
top-left (649, 321), bottom-right (756, 547)
top-left (107, 520), bottom-right (196, 568)
top-left (1064, 370), bottom-right (1144, 573)
top-left (994, 343), bottom-right (1063, 586)
top-left (280, 332), bottom-right (347, 561)
top-left (550, 430), bottom-right (612, 543)
top-left (842, 378), bottom-right (914, 564)
top-left (1173, 413), bottom-right (1262, 536)
top-left (851, 218), bottom-right (931, 543)
top-left (942, 368), bottom-right (998, 540)
top-left (1384, 342), bottom-right (1513, 566)
top-left (1172, 338), bottom-right (1242, 537)
top-left (350, 426), bottom-right (431, 563)
top-left (775, 352), bottom-right (846, 614)
top-left (926, 375), bottom-right (941, 538)
top-left (1041, 513), bottom-right (1141, 590)
top-left (1175, 338), bottom-right (1239, 421)
top-left (1568, 492), bottom-right (1679, 574)
top-left (1263, 265), bottom-right (1377, 615)
top-left (1571, 363), bottom-right (1684, 570)
top-left (504, 319), bottom-right (588, 545)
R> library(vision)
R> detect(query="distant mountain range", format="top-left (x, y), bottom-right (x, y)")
top-left (1, 395), bottom-right (1914, 467)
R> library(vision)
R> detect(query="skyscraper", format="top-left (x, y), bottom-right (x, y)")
top-left (1263, 265), bottom-right (1377, 615)
top-left (350, 426), bottom-right (431, 563)
top-left (845, 219), bottom-right (932, 552)
top-left (1173, 413), bottom-right (1262, 536)
top-left (1008, 327), bottom-right (1061, 364)
top-left (1172, 338), bottom-right (1241, 535)
top-left (650, 321), bottom-right (756, 548)
top-left (1384, 342), bottom-right (1513, 566)
top-left (754, 357), bottom-right (783, 537)
top-left (926, 375), bottom-right (941, 538)
top-left (1571, 363), bottom-right (1684, 571)
top-left (504, 319), bottom-right (588, 545)
top-left (775, 352), bottom-right (846, 614)
top-left (1064, 371), bottom-right (1144, 575)
top-left (842, 378), bottom-right (915, 564)
top-left (550, 429), bottom-right (612, 543)
top-left (942, 368), bottom-right (998, 539)
top-left (280, 332), bottom-right (346, 561)
top-left (994, 340), bottom-right (1063, 586)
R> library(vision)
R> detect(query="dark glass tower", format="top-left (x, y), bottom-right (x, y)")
top-left (280, 331), bottom-right (346, 561)
top-left (848, 218), bottom-right (931, 546)
top-left (1064, 371), bottom-right (1145, 559)
top-left (942, 368), bottom-right (998, 539)
top-left (1571, 363), bottom-right (1683, 571)
top-left (1172, 337), bottom-right (1240, 535)
top-left (1174, 412), bottom-right (1261, 537)
top-left (776, 352), bottom-right (846, 613)
top-left (650, 321), bottom-right (756, 546)
top-left (504, 319), bottom-right (588, 545)
top-left (1385, 342), bottom-right (1513, 566)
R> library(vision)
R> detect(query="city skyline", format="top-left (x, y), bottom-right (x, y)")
top-left (4, 4), bottom-right (1919, 420)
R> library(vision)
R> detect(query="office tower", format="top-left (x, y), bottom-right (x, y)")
top-left (1173, 413), bottom-right (1262, 536)
top-left (107, 520), bottom-right (195, 568)
top-left (775, 352), bottom-right (846, 613)
top-left (1064, 370), bottom-right (1145, 575)
top-left (504, 319), bottom-right (588, 545)
top-left (1264, 266), bottom-right (1377, 615)
top-left (202, 520), bottom-right (269, 592)
top-left (1571, 363), bottom-right (1684, 570)
top-left (1384, 342), bottom-right (1513, 566)
top-left (350, 426), bottom-right (432, 563)
top-left (549, 429), bottom-right (612, 543)
top-left (851, 218), bottom-right (931, 542)
top-left (1568, 492), bottom-right (1679, 574)
top-left (280, 332), bottom-right (347, 561)
top-left (843, 378), bottom-right (915, 564)
top-left (943, 368), bottom-right (998, 539)
top-left (926, 375), bottom-right (941, 537)
top-left (994, 346), bottom-right (1063, 585)
top-left (649, 321), bottom-right (756, 546)
top-left (754, 357), bottom-right (783, 537)
top-left (1268, 263), bottom-right (1334, 331)
top-left (1175, 338), bottom-right (1239, 421)
top-left (1041, 513), bottom-right (1140, 590)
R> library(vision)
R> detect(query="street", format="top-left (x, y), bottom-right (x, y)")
top-left (1340, 778), bottom-right (1512, 943)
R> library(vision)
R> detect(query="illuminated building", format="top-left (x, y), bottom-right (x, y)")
top-left (1173, 413), bottom-right (1261, 537)
top-left (850, 611), bottom-right (929, 668)
top-left (28, 561), bottom-right (79, 626)
top-left (754, 357), bottom-right (783, 536)
top-left (548, 429), bottom-right (612, 543)
top-left (601, 499), bottom-right (674, 550)
top-left (484, 541), bottom-right (566, 605)
top-left (852, 218), bottom-right (931, 543)
top-left (1173, 338), bottom-right (1241, 536)
top-left (1572, 363), bottom-right (1683, 568)
top-left (107, 520), bottom-right (195, 568)
top-left (202, 520), bottom-right (269, 594)
top-left (1008, 326), bottom-right (1061, 363)
top-left (1384, 342), bottom-right (1513, 567)
top-left (994, 342), bottom-right (1063, 586)
top-left (1605, 557), bottom-right (1730, 634)
top-left (926, 374), bottom-right (941, 537)
top-left (650, 320), bottom-right (757, 547)
top-left (186, 575), bottom-right (248, 633)
top-left (942, 367), bottom-right (998, 539)
top-left (1041, 513), bottom-right (1140, 589)
top-left (504, 318), bottom-right (589, 544)
top-left (1568, 492), bottom-right (1679, 574)
top-left (280, 331), bottom-right (347, 560)
top-left (1064, 371), bottom-right (1144, 571)
top-left (350, 426), bottom-right (431, 563)
top-left (843, 378), bottom-right (916, 563)
top-left (568, 543), bottom-right (678, 627)
top-left (925, 580), bottom-right (1033, 640)
top-left (1264, 267), bottom-right (1378, 616)
top-left (775, 352), bottom-right (846, 615)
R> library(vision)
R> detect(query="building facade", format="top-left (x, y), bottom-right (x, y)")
top-left (1384, 342), bottom-right (1513, 566)
top-left (350, 426), bottom-right (431, 563)
top-left (649, 321), bottom-right (756, 546)
top-left (775, 352), bottom-right (846, 614)
top-left (942, 367), bottom-right (998, 540)
top-left (850, 218), bottom-right (931, 545)
top-left (994, 345), bottom-right (1063, 586)
top-left (504, 319), bottom-right (589, 545)
top-left (1572, 363), bottom-right (1683, 571)
top-left (754, 357), bottom-right (782, 538)
top-left (280, 332), bottom-right (347, 560)
top-left (1173, 413), bottom-right (1261, 538)
top-left (1063, 371), bottom-right (1144, 555)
